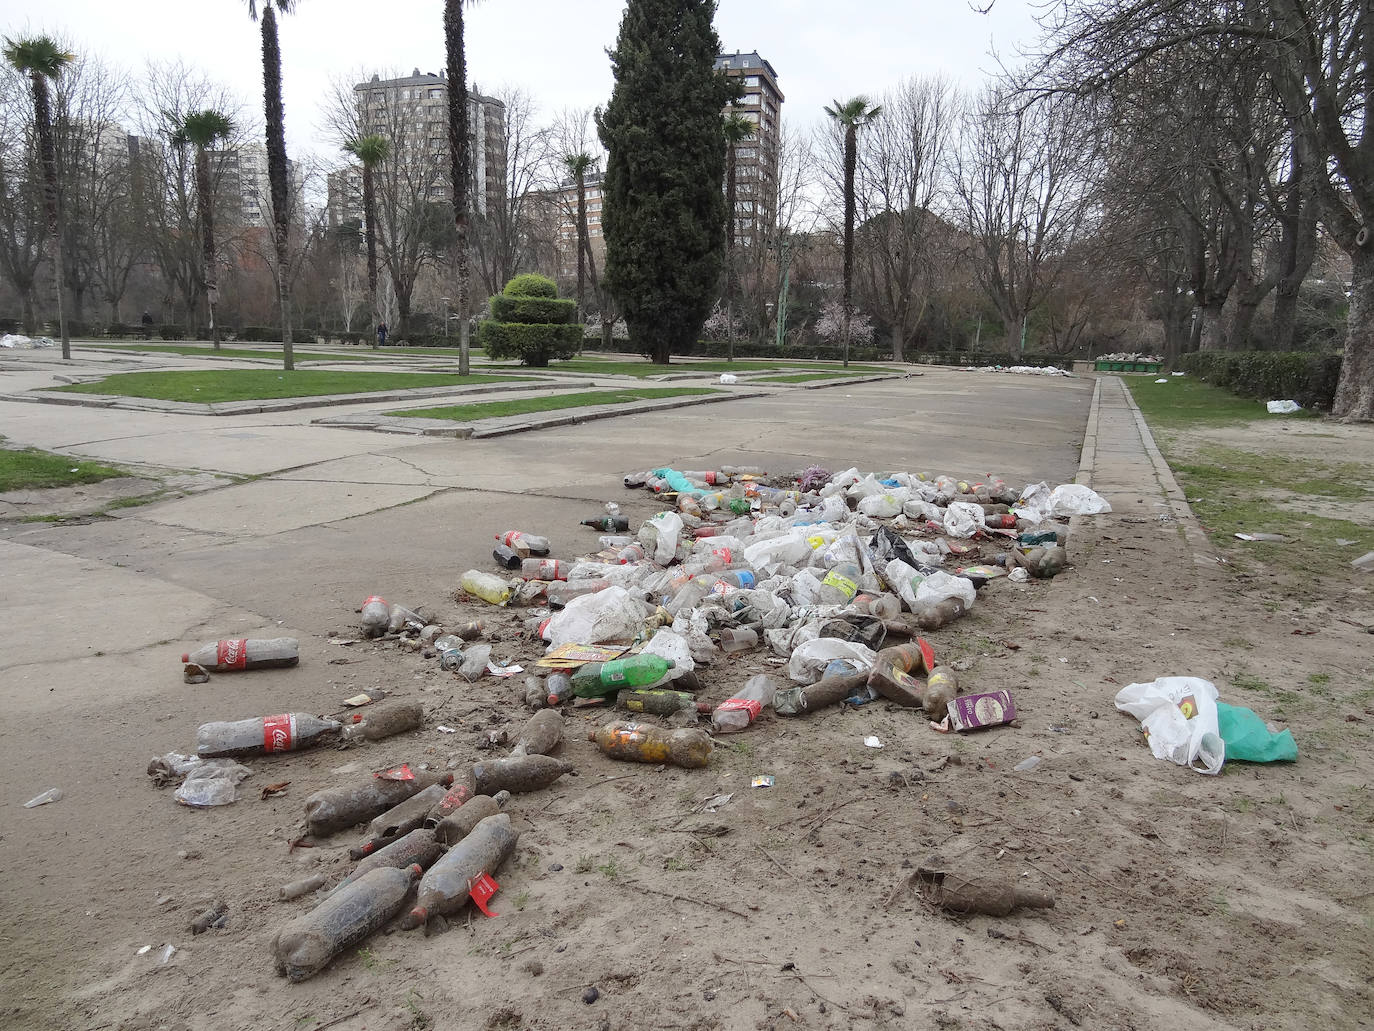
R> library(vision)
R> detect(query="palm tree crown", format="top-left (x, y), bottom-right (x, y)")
top-left (171, 109), bottom-right (235, 150)
top-left (244, 0), bottom-right (296, 19)
top-left (344, 134), bottom-right (390, 168)
top-left (2, 35), bottom-right (74, 78)
top-left (723, 112), bottom-right (755, 147)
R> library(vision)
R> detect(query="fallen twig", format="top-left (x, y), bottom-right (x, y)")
top-left (312, 1004), bottom-right (372, 1031)
top-left (622, 879), bottom-right (749, 918)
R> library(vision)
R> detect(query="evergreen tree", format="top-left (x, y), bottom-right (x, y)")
top-left (597, 0), bottom-right (736, 364)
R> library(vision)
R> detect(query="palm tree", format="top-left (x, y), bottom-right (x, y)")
top-left (171, 110), bottom-right (235, 350)
top-left (245, 0), bottom-right (296, 370)
top-left (562, 152), bottom-right (595, 325)
top-left (444, 0), bottom-right (482, 376)
top-left (343, 134), bottom-right (389, 348)
top-left (824, 96), bottom-right (882, 367)
top-left (4, 36), bottom-right (74, 359)
top-left (722, 111), bottom-right (755, 360)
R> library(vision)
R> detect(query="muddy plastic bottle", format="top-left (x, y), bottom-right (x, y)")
top-left (303, 771), bottom-right (453, 837)
top-left (868, 639), bottom-right (938, 708)
top-left (923, 667), bottom-right (959, 719)
top-left (523, 675), bottom-right (548, 710)
top-left (272, 864), bottom-right (421, 982)
top-left (423, 767), bottom-right (478, 828)
top-left (495, 530), bottom-right (550, 556)
top-left (571, 655), bottom-right (675, 698)
top-left (545, 672), bottom-right (572, 706)
top-left (181, 638), bottom-right (300, 672)
top-left (545, 579), bottom-right (611, 608)
top-left (711, 675), bottom-right (775, 733)
top-left (519, 558), bottom-right (567, 581)
top-left (581, 514), bottom-right (629, 532)
top-left (590, 721), bottom-right (713, 769)
top-left (433, 790), bottom-right (510, 846)
top-left (363, 783), bottom-right (449, 840)
top-left (616, 688), bottom-right (702, 716)
top-left (460, 570), bottom-right (512, 606)
top-left (913, 597), bottom-right (967, 630)
top-left (773, 667), bottom-right (869, 716)
top-left (335, 829), bottom-right (444, 894)
top-left (360, 596), bottom-right (390, 637)
top-left (511, 709), bottom-right (563, 756)
top-left (913, 867), bottom-right (1054, 916)
top-left (472, 754), bottom-right (574, 794)
top-left (196, 713), bottom-right (341, 758)
top-left (340, 702), bottom-right (424, 743)
top-left (403, 814), bottom-right (520, 928)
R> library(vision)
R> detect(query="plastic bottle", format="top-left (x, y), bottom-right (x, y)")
top-left (913, 867), bottom-right (1054, 916)
top-left (423, 767), bottom-right (478, 827)
top-left (279, 873), bottom-right (328, 900)
top-left (303, 771), bottom-right (453, 838)
top-left (615, 688), bottom-right (703, 716)
top-left (472, 754), bottom-right (574, 794)
top-left (545, 672), bottom-right (572, 705)
top-left (457, 644), bottom-right (492, 682)
top-left (360, 596), bottom-right (390, 637)
top-left (340, 702), bottom-right (424, 743)
top-left (581, 514), bottom-right (629, 532)
top-left (591, 721), bottom-right (713, 768)
top-left (519, 558), bottom-right (567, 581)
top-left (495, 530), bottom-right (550, 556)
top-left (685, 547), bottom-right (737, 575)
top-left (867, 639), bottom-right (937, 708)
top-left (403, 814), bottom-right (520, 928)
top-left (709, 570), bottom-right (757, 592)
top-left (571, 655), bottom-right (675, 698)
top-left (546, 579), bottom-right (611, 608)
top-left (511, 709), bottom-right (564, 756)
top-left (181, 638), bottom-right (299, 672)
top-left (196, 713), bottom-right (341, 759)
top-left (333, 828), bottom-right (444, 894)
top-left (492, 544), bottom-right (522, 569)
top-left (817, 563), bottom-right (861, 606)
top-left (711, 674), bottom-right (775, 733)
top-left (460, 570), bottom-right (512, 606)
top-left (433, 791), bottom-right (511, 846)
top-left (364, 783), bottom-right (449, 840)
top-left (923, 667), bottom-right (959, 719)
top-left (272, 864), bottom-right (422, 982)
top-left (616, 542), bottom-right (646, 564)
top-left (523, 675), bottom-right (547, 709)
top-left (386, 604), bottom-right (423, 634)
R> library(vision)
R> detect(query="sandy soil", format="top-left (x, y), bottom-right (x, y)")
top-left (4, 431), bottom-right (1373, 1031)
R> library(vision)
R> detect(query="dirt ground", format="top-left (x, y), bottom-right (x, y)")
top-left (4, 421), bottom-right (1373, 1031)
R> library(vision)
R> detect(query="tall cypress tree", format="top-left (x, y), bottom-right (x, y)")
top-left (597, 0), bottom-right (736, 364)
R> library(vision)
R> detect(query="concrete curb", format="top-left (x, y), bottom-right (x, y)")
top-left (1, 377), bottom-right (600, 417)
top-left (798, 373), bottom-right (907, 390)
top-left (1074, 376), bottom-right (1102, 486)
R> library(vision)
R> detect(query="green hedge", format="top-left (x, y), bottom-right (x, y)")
top-left (491, 294), bottom-right (577, 324)
top-left (1179, 350), bottom-right (1341, 410)
top-left (504, 273), bottom-right (558, 298)
top-left (478, 321), bottom-right (582, 366)
top-left (159, 324), bottom-right (185, 340)
top-left (237, 325), bottom-right (283, 342)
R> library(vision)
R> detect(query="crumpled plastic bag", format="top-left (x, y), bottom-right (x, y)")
top-left (1114, 676), bottom-right (1224, 775)
top-left (1216, 702), bottom-right (1298, 762)
top-left (857, 490), bottom-right (908, 519)
top-left (1047, 484), bottom-right (1112, 517)
top-left (1266, 399), bottom-right (1301, 414)
top-left (943, 502), bottom-right (985, 538)
top-left (1012, 481), bottom-right (1052, 522)
top-left (915, 570), bottom-right (976, 608)
top-left (787, 638), bottom-right (878, 684)
top-left (640, 510), bottom-right (684, 565)
top-left (642, 627), bottom-right (695, 674)
top-left (148, 752), bottom-right (203, 788)
top-left (719, 373), bottom-right (738, 384)
top-left (175, 759), bottom-right (252, 807)
top-left (544, 586), bottom-right (649, 647)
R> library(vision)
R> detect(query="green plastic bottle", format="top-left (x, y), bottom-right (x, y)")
top-left (571, 655), bottom-right (675, 698)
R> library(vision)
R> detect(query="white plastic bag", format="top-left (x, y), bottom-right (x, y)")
top-left (943, 501), bottom-right (985, 539)
top-left (1047, 484), bottom-right (1112, 516)
top-left (1266, 399), bottom-right (1301, 414)
top-left (787, 638), bottom-right (878, 683)
top-left (1114, 676), bottom-right (1225, 775)
top-left (642, 628), bottom-right (695, 674)
top-left (858, 491), bottom-right (905, 518)
top-left (175, 759), bottom-right (252, 807)
top-left (644, 511), bottom-right (684, 566)
top-left (915, 571), bottom-right (976, 608)
top-left (743, 529), bottom-right (813, 571)
top-left (544, 586), bottom-right (649, 647)
top-left (902, 498), bottom-right (944, 522)
top-left (719, 373), bottom-right (738, 384)
top-left (1013, 481), bottom-right (1052, 522)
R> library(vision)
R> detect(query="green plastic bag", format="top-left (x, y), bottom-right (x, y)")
top-left (1216, 702), bottom-right (1298, 763)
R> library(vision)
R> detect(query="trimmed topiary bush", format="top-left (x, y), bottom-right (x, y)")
top-left (478, 274), bottom-right (583, 366)
top-left (1179, 351), bottom-right (1342, 410)
top-left (159, 324), bottom-right (186, 340)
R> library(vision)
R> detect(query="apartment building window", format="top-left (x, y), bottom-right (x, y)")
top-left (429, 88), bottom-right (443, 99)
top-left (744, 75), bottom-right (759, 87)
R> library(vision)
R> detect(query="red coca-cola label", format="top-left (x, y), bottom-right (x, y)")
top-left (500, 531), bottom-right (522, 547)
top-left (717, 698), bottom-right (763, 719)
top-left (714, 547), bottom-right (732, 563)
top-left (262, 713), bottom-right (295, 752)
top-left (705, 472), bottom-right (719, 485)
top-left (375, 763), bottom-right (415, 781)
top-left (434, 785), bottom-right (473, 819)
top-left (363, 595), bottom-right (386, 607)
top-left (217, 639), bottom-right (249, 670)
top-left (535, 560), bottom-right (559, 579)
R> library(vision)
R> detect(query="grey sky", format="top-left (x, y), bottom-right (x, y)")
top-left (6, 0), bottom-right (1041, 158)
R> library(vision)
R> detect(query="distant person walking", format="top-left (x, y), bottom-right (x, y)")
top-left (375, 321), bottom-right (387, 349)
top-left (141, 311), bottom-right (154, 339)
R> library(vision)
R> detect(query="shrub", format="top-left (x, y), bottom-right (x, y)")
top-left (159, 324), bottom-right (186, 340)
top-left (236, 325), bottom-right (283, 342)
top-left (503, 273), bottom-right (558, 299)
top-left (104, 322), bottom-right (136, 338)
top-left (1180, 350), bottom-right (1342, 410)
top-left (0, 317), bottom-right (21, 334)
top-left (478, 274), bottom-right (582, 366)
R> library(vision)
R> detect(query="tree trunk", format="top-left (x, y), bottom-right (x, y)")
top-left (725, 145), bottom-right (737, 361)
top-left (841, 126), bottom-right (856, 368)
top-left (362, 163), bottom-right (379, 344)
top-left (29, 71), bottom-right (69, 358)
top-left (195, 148), bottom-right (221, 348)
top-left (1333, 250), bottom-right (1374, 420)
top-left (444, 0), bottom-right (472, 377)
top-left (575, 172), bottom-right (587, 326)
top-left (1198, 303), bottom-right (1226, 351)
top-left (22, 291), bottom-right (37, 336)
top-left (261, 7), bottom-right (294, 370)
top-left (1270, 283), bottom-right (1299, 350)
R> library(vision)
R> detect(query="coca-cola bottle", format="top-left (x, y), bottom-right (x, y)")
top-left (181, 638), bottom-right (299, 672)
top-left (359, 596), bottom-right (390, 637)
top-left (711, 674), bottom-right (775, 732)
top-left (495, 531), bottom-right (550, 556)
top-left (196, 713), bottom-right (341, 758)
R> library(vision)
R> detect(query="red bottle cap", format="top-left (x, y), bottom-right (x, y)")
top-left (180, 652), bottom-right (190, 662)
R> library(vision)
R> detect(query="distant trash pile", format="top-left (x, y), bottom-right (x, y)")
top-left (1097, 352), bottom-right (1163, 363)
top-left (0, 333), bottom-right (56, 350)
top-left (963, 364), bottom-right (1073, 377)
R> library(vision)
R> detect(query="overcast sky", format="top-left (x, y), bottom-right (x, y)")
top-left (6, 0), bottom-right (1042, 158)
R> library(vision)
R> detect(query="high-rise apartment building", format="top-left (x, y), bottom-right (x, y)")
top-left (545, 171), bottom-right (606, 283)
top-left (326, 166), bottom-right (364, 229)
top-left (714, 52), bottom-right (784, 245)
top-left (213, 142), bottom-right (304, 228)
top-left (352, 69), bottom-right (505, 217)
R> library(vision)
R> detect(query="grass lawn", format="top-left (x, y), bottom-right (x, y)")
top-left (486, 358), bottom-right (892, 378)
top-left (0, 445), bottom-right (127, 492)
top-left (1126, 377), bottom-right (1373, 584)
top-left (391, 387), bottom-right (721, 422)
top-left (752, 371), bottom-right (869, 384)
top-left (50, 370), bottom-right (528, 404)
top-left (81, 342), bottom-right (373, 362)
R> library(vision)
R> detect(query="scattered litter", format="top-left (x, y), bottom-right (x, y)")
top-left (537, 643), bottom-right (626, 668)
top-left (0, 333), bottom-right (56, 349)
top-left (701, 792), bottom-right (733, 812)
top-left (864, 735), bottom-right (883, 748)
top-left (1098, 351), bottom-right (1162, 363)
top-left (964, 364), bottom-right (1073, 377)
top-left (183, 662), bottom-right (210, 684)
top-left (1154, 378), bottom-right (1169, 383)
top-left (342, 689), bottom-right (386, 707)
top-left (1235, 532), bottom-right (1290, 543)
top-left (260, 781), bottom-right (290, 799)
top-left (486, 661), bottom-right (524, 678)
top-left (148, 752), bottom-right (202, 788)
top-left (175, 760), bottom-right (252, 807)
top-left (1351, 551), bottom-right (1374, 573)
top-left (910, 866), bottom-right (1054, 916)
top-left (719, 373), bottom-right (738, 384)
top-left (751, 775), bottom-right (775, 788)
top-left (436, 725), bottom-right (458, 734)
top-left (1013, 756), bottom-right (1042, 772)
top-left (23, 788), bottom-right (63, 808)
top-left (933, 690), bottom-right (1017, 733)
top-left (1266, 399), bottom-right (1302, 414)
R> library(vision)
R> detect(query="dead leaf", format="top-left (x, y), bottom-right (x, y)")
top-left (261, 781), bottom-right (290, 799)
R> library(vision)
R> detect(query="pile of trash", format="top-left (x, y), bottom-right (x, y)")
top-left (0, 333), bottom-right (57, 349)
top-left (962, 364), bottom-right (1073, 377)
top-left (1097, 351), bottom-right (1163, 363)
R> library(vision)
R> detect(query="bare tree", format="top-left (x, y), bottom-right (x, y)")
top-left (0, 67), bottom-right (49, 333)
top-left (949, 87), bottom-right (1099, 356)
top-left (472, 86), bottom-right (552, 297)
